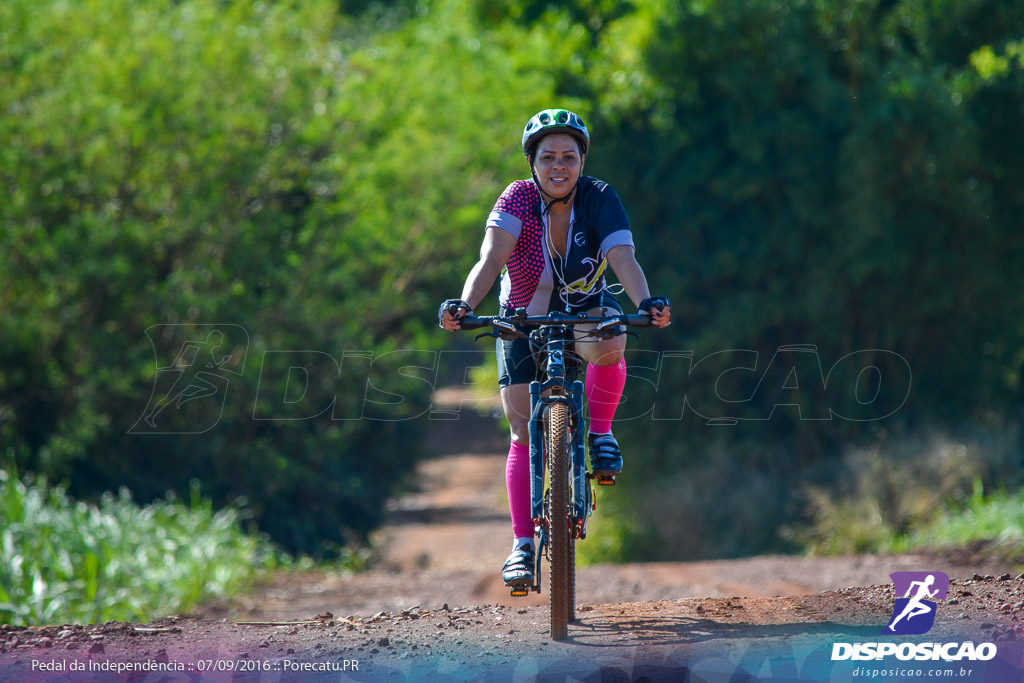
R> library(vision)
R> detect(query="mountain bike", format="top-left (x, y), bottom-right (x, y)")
top-left (457, 307), bottom-right (652, 640)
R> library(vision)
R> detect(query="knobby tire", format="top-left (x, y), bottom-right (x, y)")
top-left (546, 401), bottom-right (572, 640)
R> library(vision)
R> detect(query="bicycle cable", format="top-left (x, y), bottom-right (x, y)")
top-left (542, 208), bottom-right (625, 314)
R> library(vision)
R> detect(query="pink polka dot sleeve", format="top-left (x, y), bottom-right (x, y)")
top-left (491, 180), bottom-right (545, 310)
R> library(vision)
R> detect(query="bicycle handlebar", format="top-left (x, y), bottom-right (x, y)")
top-left (456, 311), bottom-right (652, 332)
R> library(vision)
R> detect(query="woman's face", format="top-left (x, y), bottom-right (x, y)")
top-left (531, 133), bottom-right (584, 200)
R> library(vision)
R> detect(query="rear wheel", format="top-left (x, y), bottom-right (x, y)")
top-left (546, 401), bottom-right (572, 640)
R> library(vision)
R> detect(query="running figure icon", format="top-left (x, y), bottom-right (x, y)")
top-left (131, 324), bottom-right (249, 434)
top-left (143, 330), bottom-right (233, 428)
top-left (887, 574), bottom-right (940, 632)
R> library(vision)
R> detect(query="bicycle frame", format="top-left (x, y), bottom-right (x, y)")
top-left (527, 336), bottom-right (590, 541)
top-left (456, 307), bottom-right (651, 635)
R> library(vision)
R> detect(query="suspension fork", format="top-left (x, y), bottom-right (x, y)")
top-left (528, 379), bottom-right (588, 530)
top-left (570, 379), bottom-right (589, 533)
top-left (528, 380), bottom-right (545, 522)
top-left (530, 332), bottom-right (567, 520)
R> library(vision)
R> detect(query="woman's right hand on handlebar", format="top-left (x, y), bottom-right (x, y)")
top-left (438, 299), bottom-right (473, 331)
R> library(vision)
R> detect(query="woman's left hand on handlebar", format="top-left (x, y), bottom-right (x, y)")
top-left (649, 305), bottom-right (671, 328)
top-left (638, 295), bottom-right (672, 328)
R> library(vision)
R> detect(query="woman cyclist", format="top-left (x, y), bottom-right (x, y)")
top-left (439, 109), bottom-right (671, 588)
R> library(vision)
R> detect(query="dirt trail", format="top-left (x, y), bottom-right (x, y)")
top-left (203, 401), bottom-right (1010, 621)
top-left (4, 400), bottom-right (1023, 680)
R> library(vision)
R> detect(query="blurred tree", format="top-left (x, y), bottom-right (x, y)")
top-left (1, 0), bottom-right (1022, 560)
top-left (0, 0), bottom-right (575, 554)
top-left (580, 0), bottom-right (1024, 558)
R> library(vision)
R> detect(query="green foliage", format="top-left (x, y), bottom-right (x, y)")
top-left (576, 491), bottom-right (658, 565)
top-left (2, 0), bottom-right (1023, 565)
top-left (785, 432), bottom-right (1010, 555)
top-left (0, 0), bottom-right (576, 555)
top-left (597, 0), bottom-right (1023, 427)
top-left (1, 0), bottom-right (396, 554)
top-left (792, 457), bottom-right (1024, 562)
top-left (0, 468), bottom-right (275, 626)
top-left (582, 0), bottom-right (1024, 559)
top-left (905, 482), bottom-right (1024, 559)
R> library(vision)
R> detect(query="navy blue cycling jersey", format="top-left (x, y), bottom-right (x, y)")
top-left (486, 176), bottom-right (635, 314)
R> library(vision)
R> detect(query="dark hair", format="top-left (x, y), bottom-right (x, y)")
top-left (526, 132), bottom-right (584, 164)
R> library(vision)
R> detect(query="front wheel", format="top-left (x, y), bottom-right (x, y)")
top-left (545, 401), bottom-right (572, 640)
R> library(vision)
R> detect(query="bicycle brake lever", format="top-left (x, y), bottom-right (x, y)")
top-left (474, 329), bottom-right (527, 342)
top-left (579, 329), bottom-right (616, 341)
top-left (491, 320), bottom-right (525, 341)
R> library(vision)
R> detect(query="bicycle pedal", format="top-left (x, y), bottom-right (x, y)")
top-left (596, 475), bottom-right (616, 486)
top-left (509, 587), bottom-right (529, 597)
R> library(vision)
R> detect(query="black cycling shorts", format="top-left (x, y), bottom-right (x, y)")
top-left (496, 290), bottom-right (623, 387)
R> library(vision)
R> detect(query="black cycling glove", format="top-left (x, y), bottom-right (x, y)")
top-left (438, 299), bottom-right (473, 328)
top-left (638, 296), bottom-right (671, 314)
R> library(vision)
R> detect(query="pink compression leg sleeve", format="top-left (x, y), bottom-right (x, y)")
top-left (506, 441), bottom-right (533, 538)
top-left (585, 357), bottom-right (627, 434)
